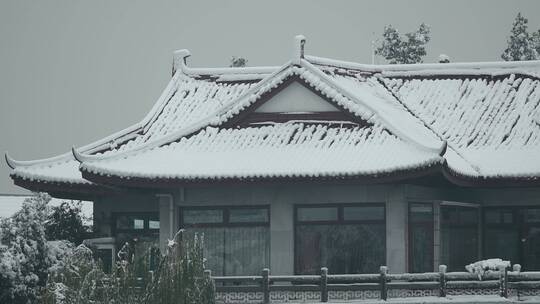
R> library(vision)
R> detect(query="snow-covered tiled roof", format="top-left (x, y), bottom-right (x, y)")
top-left (7, 59), bottom-right (271, 190)
top-left (382, 73), bottom-right (540, 178)
top-left (80, 123), bottom-right (442, 182)
top-left (7, 36), bottom-right (540, 193)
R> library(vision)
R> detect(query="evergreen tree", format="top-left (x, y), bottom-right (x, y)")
top-left (230, 56), bottom-right (247, 67)
top-left (501, 13), bottom-right (539, 61)
top-left (533, 29), bottom-right (540, 56)
top-left (45, 201), bottom-right (89, 245)
top-left (376, 23), bottom-right (431, 64)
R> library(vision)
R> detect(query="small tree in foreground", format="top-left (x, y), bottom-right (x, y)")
top-left (376, 23), bottom-right (431, 64)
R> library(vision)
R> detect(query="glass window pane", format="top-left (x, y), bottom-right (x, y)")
top-left (440, 206), bottom-right (479, 271)
top-left (149, 220), bottom-right (160, 229)
top-left (410, 225), bottom-right (433, 272)
top-left (229, 208), bottom-right (268, 223)
top-left (343, 206), bottom-right (384, 221)
top-left (185, 227), bottom-right (225, 276)
top-left (525, 209), bottom-right (540, 223)
top-left (484, 210), bottom-right (501, 224)
top-left (225, 226), bottom-right (270, 275)
top-left (116, 215), bottom-right (145, 230)
top-left (134, 219), bottom-right (144, 229)
top-left (183, 209), bottom-right (223, 224)
top-left (484, 227), bottom-right (520, 263)
top-left (148, 213), bottom-right (160, 230)
top-left (297, 207), bottom-right (338, 222)
top-left (461, 209), bottom-right (479, 224)
top-left (409, 203), bottom-right (434, 272)
top-left (410, 204), bottom-right (433, 222)
top-left (295, 224), bottom-right (385, 274)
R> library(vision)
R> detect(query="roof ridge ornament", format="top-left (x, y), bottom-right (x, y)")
top-left (72, 147), bottom-right (89, 163)
top-left (292, 35), bottom-right (306, 66)
top-left (5, 152), bottom-right (18, 169)
top-left (172, 49), bottom-right (191, 76)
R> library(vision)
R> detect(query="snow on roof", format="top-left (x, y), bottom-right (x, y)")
top-left (80, 122), bottom-right (442, 182)
top-left (8, 70), bottom-right (263, 186)
top-left (382, 73), bottom-right (540, 178)
top-left (7, 36), bottom-right (540, 190)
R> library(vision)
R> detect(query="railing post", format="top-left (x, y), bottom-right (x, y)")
top-left (438, 265), bottom-right (447, 297)
top-left (204, 269), bottom-right (212, 281)
top-left (379, 266), bottom-right (388, 301)
top-left (262, 268), bottom-right (270, 304)
top-left (320, 267), bottom-right (328, 302)
top-left (499, 265), bottom-right (508, 298)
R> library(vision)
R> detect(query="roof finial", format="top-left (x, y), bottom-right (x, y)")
top-left (172, 49), bottom-right (191, 76)
top-left (293, 35), bottom-right (306, 65)
top-left (72, 147), bottom-right (86, 163)
top-left (5, 151), bottom-right (17, 169)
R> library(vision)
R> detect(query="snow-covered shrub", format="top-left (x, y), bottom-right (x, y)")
top-left (0, 193), bottom-right (52, 303)
top-left (42, 244), bottom-right (106, 304)
top-left (465, 258), bottom-right (511, 280)
top-left (43, 230), bottom-right (214, 304)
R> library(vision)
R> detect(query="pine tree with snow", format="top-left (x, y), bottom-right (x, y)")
top-left (375, 23), bottom-right (431, 64)
top-left (230, 56), bottom-right (248, 67)
top-left (501, 13), bottom-right (539, 61)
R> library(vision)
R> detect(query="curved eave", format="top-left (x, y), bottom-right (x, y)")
top-left (11, 174), bottom-right (119, 200)
top-left (442, 166), bottom-right (540, 188)
top-left (80, 162), bottom-right (443, 189)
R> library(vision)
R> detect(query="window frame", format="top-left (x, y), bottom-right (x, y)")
top-left (294, 203), bottom-right (386, 226)
top-left (180, 205), bottom-right (271, 276)
top-left (179, 205), bottom-right (270, 228)
top-left (408, 202), bottom-right (434, 273)
top-left (293, 203), bottom-right (386, 274)
top-left (112, 212), bottom-right (160, 235)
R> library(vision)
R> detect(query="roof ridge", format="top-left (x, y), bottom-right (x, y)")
top-left (306, 55), bottom-right (540, 72)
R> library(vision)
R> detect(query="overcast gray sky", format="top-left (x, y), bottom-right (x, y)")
top-left (1, 0), bottom-right (540, 194)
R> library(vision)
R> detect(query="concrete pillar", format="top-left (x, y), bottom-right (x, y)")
top-left (157, 193), bottom-right (178, 253)
top-left (270, 201), bottom-right (294, 275)
top-left (385, 186), bottom-right (407, 273)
